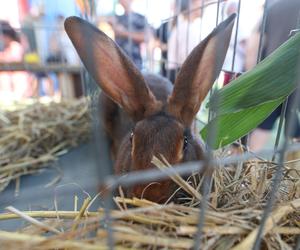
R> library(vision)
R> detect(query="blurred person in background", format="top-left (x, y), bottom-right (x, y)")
top-left (247, 0), bottom-right (300, 151)
top-left (21, 7), bottom-right (73, 99)
top-left (48, 15), bottom-right (79, 66)
top-left (47, 15), bottom-right (68, 64)
top-left (0, 21), bottom-right (30, 101)
top-left (166, 0), bottom-right (204, 83)
top-left (20, 4), bottom-right (55, 98)
top-left (154, 17), bottom-right (172, 78)
top-left (44, 14), bottom-right (69, 99)
top-left (46, 14), bottom-right (80, 99)
top-left (222, 0), bottom-right (248, 74)
top-left (109, 0), bottom-right (148, 70)
top-left (154, 0), bottom-right (190, 79)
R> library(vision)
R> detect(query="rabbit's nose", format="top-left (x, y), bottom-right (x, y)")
top-left (131, 179), bottom-right (175, 203)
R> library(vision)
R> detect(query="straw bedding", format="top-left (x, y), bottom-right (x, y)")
top-left (0, 98), bottom-right (90, 193)
top-left (0, 100), bottom-right (299, 249)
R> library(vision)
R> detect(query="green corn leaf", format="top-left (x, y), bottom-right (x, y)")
top-left (201, 98), bottom-right (284, 148)
top-left (201, 32), bottom-right (300, 149)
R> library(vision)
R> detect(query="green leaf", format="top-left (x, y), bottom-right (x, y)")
top-left (201, 98), bottom-right (284, 148)
top-left (201, 32), bottom-right (300, 149)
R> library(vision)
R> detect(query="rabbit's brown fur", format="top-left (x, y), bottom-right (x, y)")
top-left (100, 74), bottom-right (173, 160)
top-left (65, 14), bottom-right (236, 203)
top-left (102, 74), bottom-right (205, 202)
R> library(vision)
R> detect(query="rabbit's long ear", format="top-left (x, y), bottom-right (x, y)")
top-left (64, 16), bottom-right (161, 121)
top-left (167, 14), bottom-right (236, 127)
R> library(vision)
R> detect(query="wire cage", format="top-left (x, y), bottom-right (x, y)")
top-left (0, 0), bottom-right (300, 249)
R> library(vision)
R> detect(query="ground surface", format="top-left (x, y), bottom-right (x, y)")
top-left (0, 142), bottom-right (107, 230)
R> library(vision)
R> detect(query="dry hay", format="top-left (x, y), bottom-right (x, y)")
top-left (0, 153), bottom-right (299, 250)
top-left (0, 98), bottom-right (90, 193)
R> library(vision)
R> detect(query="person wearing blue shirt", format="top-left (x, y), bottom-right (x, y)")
top-left (111, 0), bottom-right (148, 70)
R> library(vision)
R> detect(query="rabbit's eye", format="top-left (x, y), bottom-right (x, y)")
top-left (183, 136), bottom-right (188, 150)
top-left (130, 132), bottom-right (134, 143)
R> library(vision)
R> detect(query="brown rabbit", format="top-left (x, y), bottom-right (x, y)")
top-left (64, 14), bottom-right (236, 203)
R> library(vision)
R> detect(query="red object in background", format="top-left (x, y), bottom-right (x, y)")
top-left (223, 70), bottom-right (242, 86)
top-left (18, 0), bottom-right (30, 21)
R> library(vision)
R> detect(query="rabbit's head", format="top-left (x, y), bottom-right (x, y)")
top-left (65, 14), bottom-right (235, 202)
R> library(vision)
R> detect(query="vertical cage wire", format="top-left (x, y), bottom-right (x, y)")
top-left (272, 97), bottom-right (288, 161)
top-left (253, 56), bottom-right (300, 250)
top-left (199, 0), bottom-right (205, 41)
top-left (256, 0), bottom-right (269, 65)
top-left (272, 11), bottom-right (300, 162)
top-left (253, 22), bottom-right (300, 248)
top-left (193, 1), bottom-right (226, 248)
top-left (174, 0), bottom-right (180, 80)
top-left (79, 2), bottom-right (117, 249)
top-left (145, 0), bottom-right (150, 70)
top-left (185, 0), bottom-right (191, 59)
top-left (215, 0), bottom-right (221, 26)
top-left (230, 0), bottom-right (241, 72)
top-left (252, 2), bottom-right (300, 248)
